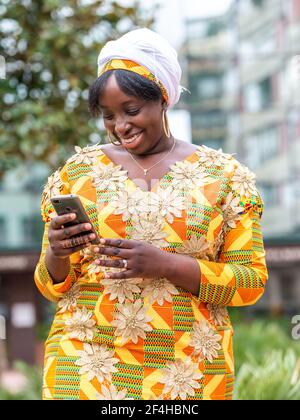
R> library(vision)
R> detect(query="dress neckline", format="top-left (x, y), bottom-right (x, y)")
top-left (100, 145), bottom-right (200, 193)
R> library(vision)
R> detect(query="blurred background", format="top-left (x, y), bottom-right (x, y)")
top-left (0, 0), bottom-right (300, 400)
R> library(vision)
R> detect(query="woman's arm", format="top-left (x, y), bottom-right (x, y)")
top-left (45, 247), bottom-right (71, 284)
top-left (162, 194), bottom-right (268, 307)
top-left (34, 166), bottom-right (83, 301)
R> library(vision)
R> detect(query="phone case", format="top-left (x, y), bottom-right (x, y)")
top-left (50, 194), bottom-right (100, 245)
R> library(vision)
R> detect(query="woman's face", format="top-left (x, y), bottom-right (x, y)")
top-left (99, 73), bottom-right (166, 154)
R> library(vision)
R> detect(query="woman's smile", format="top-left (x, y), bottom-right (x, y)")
top-left (117, 130), bottom-right (145, 148)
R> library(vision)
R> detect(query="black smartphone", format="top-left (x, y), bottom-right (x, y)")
top-left (50, 194), bottom-right (100, 245)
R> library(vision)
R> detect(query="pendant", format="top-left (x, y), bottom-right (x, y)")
top-left (144, 169), bottom-right (148, 176)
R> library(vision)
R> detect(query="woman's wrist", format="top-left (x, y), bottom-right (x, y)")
top-left (45, 247), bottom-right (71, 284)
top-left (161, 251), bottom-right (200, 296)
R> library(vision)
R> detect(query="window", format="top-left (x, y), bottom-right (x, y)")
top-left (244, 127), bottom-right (279, 169)
top-left (189, 74), bottom-right (223, 103)
top-left (21, 215), bottom-right (44, 248)
top-left (187, 19), bottom-right (225, 40)
top-left (0, 217), bottom-right (6, 243)
top-left (192, 111), bottom-right (226, 130)
top-left (244, 77), bottom-right (273, 112)
top-left (197, 76), bottom-right (222, 99)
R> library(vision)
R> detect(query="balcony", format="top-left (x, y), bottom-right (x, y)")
top-left (240, 107), bottom-right (285, 135)
top-left (238, 0), bottom-right (282, 38)
top-left (255, 153), bottom-right (290, 183)
top-left (262, 204), bottom-right (294, 237)
top-left (185, 32), bottom-right (233, 58)
top-left (240, 56), bottom-right (283, 85)
top-left (192, 127), bottom-right (227, 141)
top-left (188, 98), bottom-right (224, 111)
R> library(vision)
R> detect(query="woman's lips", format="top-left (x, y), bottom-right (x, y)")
top-left (118, 130), bottom-right (144, 146)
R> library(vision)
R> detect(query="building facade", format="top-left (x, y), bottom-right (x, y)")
top-left (180, 9), bottom-right (237, 151)
top-left (0, 164), bottom-right (49, 366)
top-left (181, 0), bottom-right (300, 313)
top-left (235, 0), bottom-right (300, 312)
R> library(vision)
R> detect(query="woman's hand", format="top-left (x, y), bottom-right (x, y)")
top-left (94, 238), bottom-right (170, 279)
top-left (48, 213), bottom-right (97, 259)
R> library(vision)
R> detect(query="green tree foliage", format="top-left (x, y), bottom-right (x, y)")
top-left (0, 0), bottom-right (154, 178)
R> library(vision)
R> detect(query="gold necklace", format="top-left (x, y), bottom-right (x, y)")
top-left (125, 137), bottom-right (176, 176)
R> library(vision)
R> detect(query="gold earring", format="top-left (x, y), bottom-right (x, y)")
top-left (107, 132), bottom-right (122, 146)
top-left (162, 110), bottom-right (171, 138)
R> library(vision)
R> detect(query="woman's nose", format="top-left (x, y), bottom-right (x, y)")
top-left (115, 117), bottom-right (130, 136)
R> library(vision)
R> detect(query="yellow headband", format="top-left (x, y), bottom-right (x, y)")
top-left (98, 59), bottom-right (169, 104)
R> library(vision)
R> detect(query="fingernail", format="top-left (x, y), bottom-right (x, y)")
top-left (94, 247), bottom-right (100, 253)
top-left (100, 238), bottom-right (106, 245)
top-left (70, 213), bottom-right (76, 220)
top-left (89, 234), bottom-right (96, 240)
top-left (85, 224), bottom-right (91, 230)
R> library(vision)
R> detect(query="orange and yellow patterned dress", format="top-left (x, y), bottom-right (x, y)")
top-left (34, 144), bottom-right (268, 400)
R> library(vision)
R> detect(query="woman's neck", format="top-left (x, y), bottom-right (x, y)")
top-left (137, 135), bottom-right (176, 157)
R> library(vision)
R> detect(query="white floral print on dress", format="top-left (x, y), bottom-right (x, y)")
top-left (141, 277), bottom-right (179, 306)
top-left (75, 343), bottom-right (119, 383)
top-left (57, 282), bottom-right (81, 314)
top-left (190, 320), bottom-right (222, 363)
top-left (66, 145), bottom-right (104, 165)
top-left (159, 357), bottom-right (203, 400)
top-left (231, 163), bottom-right (258, 198)
top-left (102, 277), bottom-right (142, 304)
top-left (112, 299), bottom-right (153, 344)
top-left (95, 384), bottom-right (134, 400)
top-left (64, 307), bottom-right (96, 341)
top-left (196, 145), bottom-right (235, 168)
top-left (89, 162), bottom-right (128, 191)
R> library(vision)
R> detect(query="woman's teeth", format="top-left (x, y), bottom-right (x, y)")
top-left (122, 131), bottom-right (143, 144)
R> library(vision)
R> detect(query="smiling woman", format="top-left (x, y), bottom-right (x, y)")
top-left (34, 27), bottom-right (268, 401)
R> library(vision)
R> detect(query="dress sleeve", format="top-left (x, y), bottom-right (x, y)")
top-left (34, 164), bottom-right (82, 302)
top-left (196, 160), bottom-right (269, 307)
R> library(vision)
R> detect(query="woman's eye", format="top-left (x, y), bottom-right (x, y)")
top-left (103, 114), bottom-right (114, 120)
top-left (126, 109), bottom-right (140, 116)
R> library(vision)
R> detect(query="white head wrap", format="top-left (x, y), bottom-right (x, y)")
top-left (97, 28), bottom-right (183, 108)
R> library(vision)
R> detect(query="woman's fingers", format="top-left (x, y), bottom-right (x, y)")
top-left (48, 213), bottom-right (97, 257)
top-left (61, 233), bottom-right (96, 249)
top-left (50, 213), bottom-right (76, 230)
top-left (57, 222), bottom-right (93, 240)
top-left (58, 242), bottom-right (93, 257)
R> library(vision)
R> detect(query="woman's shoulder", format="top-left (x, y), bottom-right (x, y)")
top-left (195, 144), bottom-right (263, 211)
top-left (40, 144), bottom-right (108, 222)
top-left (65, 143), bottom-right (105, 167)
top-left (195, 144), bottom-right (237, 171)
top-left (195, 144), bottom-right (255, 177)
